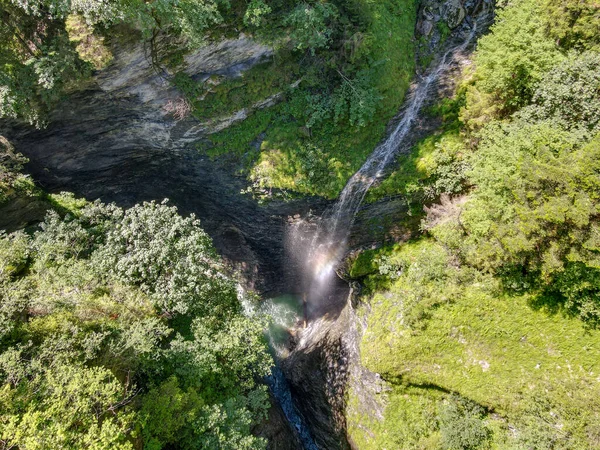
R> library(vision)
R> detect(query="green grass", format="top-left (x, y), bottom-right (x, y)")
top-left (365, 132), bottom-right (441, 203)
top-left (205, 108), bottom-right (274, 159)
top-left (45, 192), bottom-right (89, 215)
top-left (348, 239), bottom-right (600, 449)
top-left (175, 52), bottom-right (301, 122)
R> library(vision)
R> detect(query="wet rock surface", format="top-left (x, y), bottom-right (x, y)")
top-left (416, 0), bottom-right (494, 68)
top-left (252, 393), bottom-right (304, 450)
top-left (444, 0), bottom-right (467, 29)
top-left (282, 300), bottom-right (354, 450)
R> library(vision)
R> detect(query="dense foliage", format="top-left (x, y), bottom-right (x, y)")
top-left (348, 0), bottom-right (600, 448)
top-left (369, 0), bottom-right (600, 326)
top-left (0, 136), bottom-right (31, 203)
top-left (0, 199), bottom-right (272, 449)
top-left (172, 0), bottom-right (417, 198)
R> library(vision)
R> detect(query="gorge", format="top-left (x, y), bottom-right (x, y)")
top-left (2, 0), bottom-right (600, 448)
top-left (1, 2), bottom-right (492, 446)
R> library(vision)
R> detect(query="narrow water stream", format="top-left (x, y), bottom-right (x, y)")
top-left (261, 295), bottom-right (319, 449)
top-left (286, 23), bottom-right (479, 323)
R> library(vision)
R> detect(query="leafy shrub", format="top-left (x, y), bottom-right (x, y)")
top-left (519, 52), bottom-right (600, 133)
top-left (421, 134), bottom-right (469, 199)
top-left (461, 0), bottom-right (562, 125)
top-left (0, 136), bottom-right (32, 203)
top-left (244, 0), bottom-right (272, 27)
top-left (544, 0), bottom-right (600, 51)
top-left (333, 68), bottom-right (382, 127)
top-left (0, 361), bottom-right (135, 449)
top-left (438, 395), bottom-right (491, 450)
top-left (65, 14), bottom-right (112, 70)
top-left (0, 231), bottom-right (29, 282)
top-left (284, 3), bottom-right (339, 55)
top-left (0, 199), bottom-right (272, 449)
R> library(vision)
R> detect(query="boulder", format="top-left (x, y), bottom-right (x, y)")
top-left (418, 19), bottom-right (435, 37)
top-left (444, 0), bottom-right (466, 29)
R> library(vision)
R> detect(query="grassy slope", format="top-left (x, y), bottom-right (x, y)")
top-left (347, 0), bottom-right (600, 447)
top-left (365, 94), bottom-right (465, 204)
top-left (347, 240), bottom-right (600, 449)
top-left (188, 0), bottom-right (417, 199)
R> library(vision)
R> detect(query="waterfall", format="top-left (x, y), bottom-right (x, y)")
top-left (271, 10), bottom-right (495, 448)
top-left (266, 367), bottom-right (319, 450)
top-left (289, 25), bottom-right (480, 318)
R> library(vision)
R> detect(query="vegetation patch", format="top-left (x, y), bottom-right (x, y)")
top-left (200, 0), bottom-right (418, 199)
top-left (348, 1), bottom-right (600, 448)
top-left (350, 239), bottom-right (600, 449)
top-left (0, 197), bottom-right (273, 449)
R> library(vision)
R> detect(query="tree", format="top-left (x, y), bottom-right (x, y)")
top-left (461, 0), bottom-right (563, 126)
top-left (94, 200), bottom-right (239, 318)
top-left (448, 122), bottom-right (600, 323)
top-left (0, 360), bottom-right (136, 450)
top-left (0, 0), bottom-right (90, 126)
top-left (438, 395), bottom-right (491, 450)
top-left (519, 51), bottom-right (600, 133)
top-left (284, 2), bottom-right (339, 55)
top-left (544, 0), bottom-right (600, 51)
top-left (333, 68), bottom-right (381, 127)
top-left (0, 198), bottom-right (273, 448)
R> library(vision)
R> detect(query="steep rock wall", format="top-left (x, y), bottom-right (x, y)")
top-left (0, 35), bottom-right (325, 297)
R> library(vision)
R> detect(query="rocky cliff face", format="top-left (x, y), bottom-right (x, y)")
top-left (0, 35), bottom-right (325, 298)
top-left (416, 0), bottom-right (494, 68)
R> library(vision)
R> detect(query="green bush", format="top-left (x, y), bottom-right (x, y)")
top-left (438, 395), bottom-right (491, 450)
top-left (456, 125), bottom-right (600, 323)
top-left (544, 0), bottom-right (600, 51)
top-left (519, 51), bottom-right (600, 133)
top-left (284, 2), bottom-right (339, 55)
top-left (462, 0), bottom-right (563, 125)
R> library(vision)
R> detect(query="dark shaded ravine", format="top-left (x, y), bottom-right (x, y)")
top-left (0, 37), bottom-right (333, 448)
top-left (1, 92), bottom-right (330, 298)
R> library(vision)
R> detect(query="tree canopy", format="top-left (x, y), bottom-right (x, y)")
top-left (0, 0), bottom-right (266, 125)
top-left (0, 199), bottom-right (273, 449)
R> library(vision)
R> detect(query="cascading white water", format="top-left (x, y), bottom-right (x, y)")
top-left (290, 25), bottom-right (479, 317)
